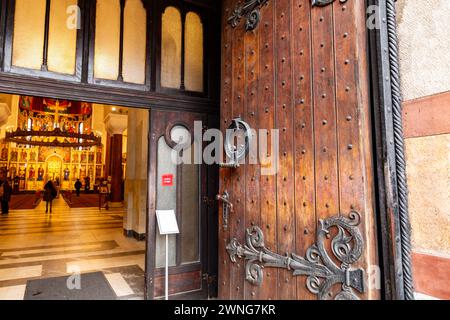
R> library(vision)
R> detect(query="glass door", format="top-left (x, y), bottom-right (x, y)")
top-left (146, 110), bottom-right (210, 299)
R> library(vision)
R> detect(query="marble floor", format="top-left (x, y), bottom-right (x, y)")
top-left (0, 196), bottom-right (146, 300)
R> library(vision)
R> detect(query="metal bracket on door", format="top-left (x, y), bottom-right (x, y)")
top-left (226, 211), bottom-right (365, 300)
top-left (217, 191), bottom-right (234, 231)
top-left (228, 0), bottom-right (270, 32)
top-left (312, 0), bottom-right (348, 7)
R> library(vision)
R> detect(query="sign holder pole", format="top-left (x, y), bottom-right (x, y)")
top-left (165, 234), bottom-right (169, 300)
top-left (156, 209), bottom-right (179, 302)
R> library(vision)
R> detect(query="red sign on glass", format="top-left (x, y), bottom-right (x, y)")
top-left (162, 174), bottom-right (174, 186)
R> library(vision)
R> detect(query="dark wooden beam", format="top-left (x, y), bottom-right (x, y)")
top-left (41, 0), bottom-right (51, 72)
top-left (0, 72), bottom-right (219, 113)
top-left (117, 0), bottom-right (125, 82)
top-left (0, 0), bottom-right (6, 70)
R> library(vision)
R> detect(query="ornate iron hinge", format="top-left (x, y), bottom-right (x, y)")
top-left (228, 0), bottom-right (269, 31)
top-left (228, 0), bottom-right (349, 32)
top-left (312, 0), bottom-right (348, 7)
top-left (226, 211), bottom-right (365, 300)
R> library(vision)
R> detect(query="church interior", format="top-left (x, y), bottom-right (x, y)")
top-left (0, 93), bottom-right (149, 299)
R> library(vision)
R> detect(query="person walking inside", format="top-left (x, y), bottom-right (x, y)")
top-left (43, 180), bottom-right (57, 214)
top-left (74, 179), bottom-right (82, 197)
top-left (0, 179), bottom-right (12, 214)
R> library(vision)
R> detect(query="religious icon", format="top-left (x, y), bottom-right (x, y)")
top-left (81, 153), bottom-right (87, 163)
top-left (72, 153), bottom-right (79, 163)
top-left (37, 166), bottom-right (44, 181)
top-left (80, 166), bottom-right (86, 178)
top-left (20, 96), bottom-right (32, 109)
top-left (11, 150), bottom-right (18, 162)
top-left (1, 145), bottom-right (8, 161)
top-left (29, 166), bottom-right (35, 179)
top-left (96, 150), bottom-right (102, 163)
top-left (19, 166), bottom-right (26, 179)
top-left (10, 166), bottom-right (17, 178)
top-left (20, 150), bottom-right (27, 162)
top-left (30, 151), bottom-right (37, 162)
top-left (88, 153), bottom-right (95, 163)
top-left (64, 166), bottom-right (70, 181)
top-left (72, 166), bottom-right (78, 180)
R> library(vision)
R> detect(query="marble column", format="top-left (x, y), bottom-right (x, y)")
top-left (123, 109), bottom-right (148, 240)
top-left (104, 113), bottom-right (127, 207)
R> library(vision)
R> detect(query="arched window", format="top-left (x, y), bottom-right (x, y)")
top-left (93, 0), bottom-right (148, 85)
top-left (161, 6), bottom-right (204, 93)
top-left (161, 6), bottom-right (182, 90)
top-left (11, 0), bottom-right (79, 75)
top-left (184, 12), bottom-right (204, 93)
top-left (94, 0), bottom-right (121, 81)
top-left (123, 0), bottom-right (147, 84)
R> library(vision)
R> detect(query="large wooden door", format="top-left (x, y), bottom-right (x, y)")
top-left (218, 0), bottom-right (379, 300)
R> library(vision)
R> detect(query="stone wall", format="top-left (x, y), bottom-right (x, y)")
top-left (397, 0), bottom-right (450, 299)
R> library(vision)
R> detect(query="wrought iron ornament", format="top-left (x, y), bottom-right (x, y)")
top-left (312, 0), bottom-right (348, 7)
top-left (227, 212), bottom-right (365, 300)
top-left (228, 0), bottom-right (269, 31)
top-left (229, 0), bottom-right (349, 32)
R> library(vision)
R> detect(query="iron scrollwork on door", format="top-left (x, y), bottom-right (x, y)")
top-left (312, 0), bottom-right (348, 7)
top-left (226, 211), bottom-right (365, 300)
top-left (228, 0), bottom-right (349, 32)
top-left (228, 0), bottom-right (269, 31)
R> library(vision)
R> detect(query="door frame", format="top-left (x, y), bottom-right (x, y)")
top-left (144, 109), bottom-right (218, 300)
top-left (0, 0), bottom-right (413, 301)
top-left (368, 0), bottom-right (414, 300)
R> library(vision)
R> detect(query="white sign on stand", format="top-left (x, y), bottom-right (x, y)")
top-left (156, 210), bottom-right (179, 301)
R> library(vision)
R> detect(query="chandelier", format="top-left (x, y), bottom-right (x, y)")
top-left (5, 128), bottom-right (102, 148)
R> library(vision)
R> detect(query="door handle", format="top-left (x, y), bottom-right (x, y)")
top-left (216, 190), bottom-right (233, 231)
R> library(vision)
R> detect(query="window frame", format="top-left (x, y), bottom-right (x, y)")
top-left (155, 0), bottom-right (209, 98)
top-left (2, 0), bottom-right (85, 82)
top-left (0, 0), bottom-right (220, 112)
top-left (87, 0), bottom-right (152, 91)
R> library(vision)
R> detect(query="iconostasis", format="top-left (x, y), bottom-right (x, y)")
top-left (0, 96), bottom-right (106, 191)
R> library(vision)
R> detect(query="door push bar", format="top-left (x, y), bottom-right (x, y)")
top-left (219, 118), bottom-right (252, 169)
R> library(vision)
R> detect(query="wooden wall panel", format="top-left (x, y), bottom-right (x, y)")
top-left (219, 0), bottom-right (379, 300)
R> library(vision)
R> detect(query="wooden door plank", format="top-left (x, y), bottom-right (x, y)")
top-left (243, 13), bottom-right (261, 301)
top-left (257, 0), bottom-right (278, 301)
top-left (230, 1), bottom-right (246, 300)
top-left (275, 0), bottom-right (296, 300)
top-left (293, 0), bottom-right (316, 300)
top-left (311, 4), bottom-right (339, 221)
top-left (333, 0), bottom-right (379, 299)
top-left (218, 0), bottom-right (234, 300)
